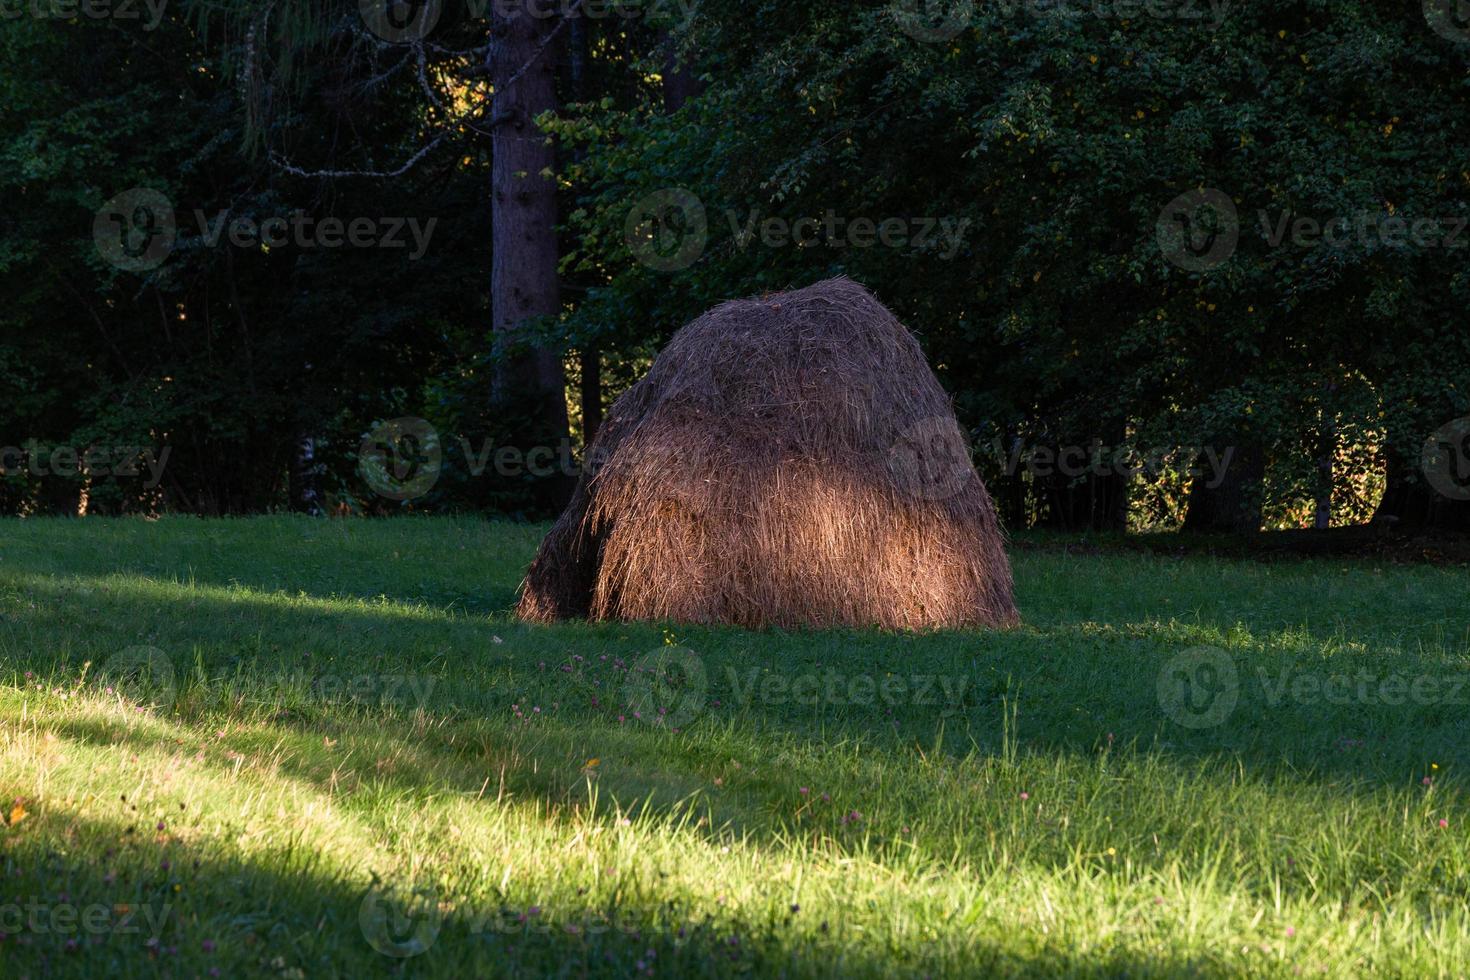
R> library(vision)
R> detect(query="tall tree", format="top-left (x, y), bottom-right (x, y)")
top-left (490, 2), bottom-right (571, 483)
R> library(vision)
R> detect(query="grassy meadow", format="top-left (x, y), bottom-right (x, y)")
top-left (0, 517), bottom-right (1467, 977)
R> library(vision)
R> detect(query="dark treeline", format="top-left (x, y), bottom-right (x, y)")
top-left (2, 1), bottom-right (1468, 531)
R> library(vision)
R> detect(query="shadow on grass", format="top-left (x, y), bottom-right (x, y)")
top-left (36, 691), bottom-right (1470, 923)
top-left (0, 805), bottom-right (1256, 979)
top-left (7, 521), bottom-right (1469, 974)
top-left (7, 566), bottom-right (1470, 801)
top-left (0, 516), bottom-right (531, 616)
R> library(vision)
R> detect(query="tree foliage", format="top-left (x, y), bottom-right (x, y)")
top-left (3, 1), bottom-right (1467, 527)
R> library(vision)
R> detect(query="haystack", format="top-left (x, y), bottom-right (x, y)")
top-left (518, 277), bottom-right (1018, 630)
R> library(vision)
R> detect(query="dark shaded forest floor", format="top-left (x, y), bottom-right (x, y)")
top-left (1018, 525), bottom-right (1470, 566)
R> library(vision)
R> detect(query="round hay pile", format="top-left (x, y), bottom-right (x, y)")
top-left (518, 277), bottom-right (1018, 630)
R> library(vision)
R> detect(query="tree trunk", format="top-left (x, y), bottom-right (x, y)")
top-left (1374, 445), bottom-right (1470, 531)
top-left (38, 474), bottom-right (83, 517)
top-left (289, 433), bottom-right (323, 516)
top-left (662, 30), bottom-right (703, 111)
top-left (1184, 443), bottom-right (1264, 533)
top-left (491, 3), bottom-right (571, 499)
top-left (1031, 428), bottom-right (1130, 532)
top-left (1314, 414), bottom-right (1335, 530)
top-left (989, 431), bottom-right (1029, 531)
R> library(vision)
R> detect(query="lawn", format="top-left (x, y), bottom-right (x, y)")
top-left (1, 517), bottom-right (1466, 978)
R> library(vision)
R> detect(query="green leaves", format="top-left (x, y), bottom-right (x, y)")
top-left (553, 0), bottom-right (1470, 528)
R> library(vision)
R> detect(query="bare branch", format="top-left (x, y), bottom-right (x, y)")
top-left (261, 0), bottom-right (587, 180)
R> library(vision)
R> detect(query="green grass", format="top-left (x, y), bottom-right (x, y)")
top-left (1, 517), bottom-right (1467, 978)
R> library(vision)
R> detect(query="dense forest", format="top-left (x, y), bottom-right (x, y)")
top-left (3, 0), bottom-right (1468, 531)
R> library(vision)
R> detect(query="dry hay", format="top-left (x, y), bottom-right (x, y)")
top-left (518, 277), bottom-right (1018, 630)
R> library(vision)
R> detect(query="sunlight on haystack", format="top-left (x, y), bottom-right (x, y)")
top-left (521, 279), bottom-right (1017, 630)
